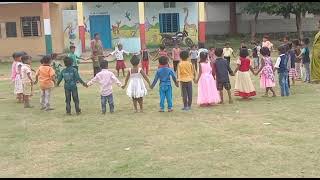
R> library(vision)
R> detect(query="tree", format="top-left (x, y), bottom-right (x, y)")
top-left (242, 2), bottom-right (268, 41)
top-left (259, 2), bottom-right (320, 40)
top-left (229, 2), bottom-right (237, 35)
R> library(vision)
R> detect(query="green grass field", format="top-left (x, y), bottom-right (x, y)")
top-left (1, 52), bottom-right (320, 177)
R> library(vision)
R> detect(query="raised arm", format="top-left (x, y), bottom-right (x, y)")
top-left (111, 73), bottom-right (122, 87)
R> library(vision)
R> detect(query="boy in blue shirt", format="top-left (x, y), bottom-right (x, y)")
top-left (150, 56), bottom-right (179, 112)
top-left (274, 45), bottom-right (290, 96)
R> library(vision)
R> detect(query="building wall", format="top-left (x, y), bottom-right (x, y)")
top-left (83, 2), bottom-right (140, 52)
top-left (144, 2), bottom-right (198, 47)
top-left (0, 2), bottom-right (65, 56)
top-left (206, 2), bottom-right (319, 35)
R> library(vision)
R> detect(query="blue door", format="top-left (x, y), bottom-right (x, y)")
top-left (89, 15), bottom-right (112, 49)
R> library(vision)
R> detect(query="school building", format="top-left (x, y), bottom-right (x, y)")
top-left (76, 2), bottom-right (205, 53)
top-left (0, 2), bottom-right (73, 57)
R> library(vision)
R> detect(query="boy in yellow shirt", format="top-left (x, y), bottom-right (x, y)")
top-left (177, 50), bottom-right (195, 111)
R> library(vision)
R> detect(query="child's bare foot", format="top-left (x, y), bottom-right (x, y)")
top-left (140, 109), bottom-right (144, 113)
top-left (262, 94), bottom-right (268, 97)
top-left (134, 110), bottom-right (138, 113)
top-left (219, 101), bottom-right (224, 104)
top-left (66, 112), bottom-right (71, 116)
top-left (272, 94), bottom-right (276, 97)
top-left (168, 109), bottom-right (173, 112)
top-left (159, 109), bottom-right (164, 112)
top-left (229, 100), bottom-right (233, 104)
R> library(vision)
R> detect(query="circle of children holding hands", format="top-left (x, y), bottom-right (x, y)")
top-left (10, 34), bottom-right (311, 115)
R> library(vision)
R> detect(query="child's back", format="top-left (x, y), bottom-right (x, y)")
top-left (215, 57), bottom-right (232, 83)
top-left (88, 68), bottom-right (121, 96)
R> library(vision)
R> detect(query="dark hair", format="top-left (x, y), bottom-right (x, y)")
top-left (70, 45), bottom-right (76, 49)
top-left (239, 48), bottom-right (249, 58)
top-left (199, 52), bottom-right (208, 63)
top-left (260, 47), bottom-right (270, 57)
top-left (158, 56), bottom-right (168, 65)
top-left (41, 55), bottom-right (52, 64)
top-left (100, 60), bottom-right (108, 69)
top-left (292, 39), bottom-right (300, 46)
top-left (180, 50), bottom-right (189, 60)
top-left (117, 43), bottom-right (123, 48)
top-left (198, 42), bottom-right (205, 49)
top-left (284, 35), bottom-right (289, 41)
top-left (159, 45), bottom-right (165, 50)
top-left (287, 42), bottom-right (293, 50)
top-left (209, 46), bottom-right (215, 50)
top-left (94, 33), bottom-right (99, 38)
top-left (225, 42), bottom-right (230, 46)
top-left (302, 37), bottom-right (310, 45)
top-left (214, 48), bottom-right (223, 57)
top-left (278, 45), bottom-right (287, 54)
top-left (51, 53), bottom-right (58, 59)
top-left (130, 55), bottom-right (140, 66)
top-left (263, 34), bottom-right (269, 39)
top-left (21, 55), bottom-right (31, 64)
top-left (63, 56), bottom-right (73, 67)
top-left (191, 44), bottom-right (196, 48)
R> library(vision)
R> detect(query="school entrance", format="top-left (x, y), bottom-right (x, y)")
top-left (89, 15), bottom-right (112, 49)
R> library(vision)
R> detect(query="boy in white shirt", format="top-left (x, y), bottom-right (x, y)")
top-left (106, 43), bottom-right (131, 77)
top-left (223, 42), bottom-right (235, 66)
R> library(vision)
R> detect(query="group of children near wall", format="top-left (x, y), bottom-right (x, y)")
top-left (10, 34), bottom-right (311, 115)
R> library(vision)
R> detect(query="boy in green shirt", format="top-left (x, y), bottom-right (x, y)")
top-left (67, 45), bottom-right (86, 71)
top-left (57, 56), bottom-right (88, 115)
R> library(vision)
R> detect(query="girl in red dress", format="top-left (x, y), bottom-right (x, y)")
top-left (234, 48), bottom-right (256, 99)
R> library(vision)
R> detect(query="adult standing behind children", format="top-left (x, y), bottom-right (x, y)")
top-left (90, 33), bottom-right (105, 67)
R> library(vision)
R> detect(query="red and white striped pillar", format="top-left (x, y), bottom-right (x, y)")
top-left (42, 2), bottom-right (53, 54)
top-left (77, 2), bottom-right (85, 52)
top-left (138, 2), bottom-right (146, 49)
top-left (198, 2), bottom-right (206, 43)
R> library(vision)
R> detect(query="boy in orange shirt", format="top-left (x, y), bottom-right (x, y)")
top-left (35, 55), bottom-right (56, 111)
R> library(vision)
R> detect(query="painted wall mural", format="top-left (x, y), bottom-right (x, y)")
top-left (80, 2), bottom-right (198, 51)
top-left (62, 10), bottom-right (82, 55)
top-left (144, 2), bottom-right (198, 47)
top-left (83, 2), bottom-right (140, 52)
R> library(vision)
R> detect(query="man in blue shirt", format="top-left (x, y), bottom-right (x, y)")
top-left (150, 56), bottom-right (179, 112)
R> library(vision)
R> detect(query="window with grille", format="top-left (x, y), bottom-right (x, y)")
top-left (164, 2), bottom-right (176, 8)
top-left (5, 22), bottom-right (17, 38)
top-left (159, 13), bottom-right (179, 33)
top-left (20, 16), bottom-right (41, 37)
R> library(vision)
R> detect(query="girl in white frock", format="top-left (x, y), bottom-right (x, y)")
top-left (122, 55), bottom-right (151, 112)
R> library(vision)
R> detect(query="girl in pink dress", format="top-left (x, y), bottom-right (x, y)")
top-left (195, 52), bottom-right (221, 106)
top-left (172, 44), bottom-right (181, 73)
top-left (255, 47), bottom-right (276, 97)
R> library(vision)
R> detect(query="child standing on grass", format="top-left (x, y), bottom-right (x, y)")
top-left (298, 38), bottom-right (311, 83)
top-left (87, 61), bottom-right (122, 114)
top-left (288, 42), bottom-right (297, 85)
top-left (122, 55), bottom-right (151, 113)
top-left (223, 42), bottom-right (235, 66)
top-left (274, 45), bottom-right (290, 97)
top-left (51, 53), bottom-right (62, 86)
top-left (21, 55), bottom-right (34, 108)
top-left (214, 48), bottom-right (234, 104)
top-left (195, 52), bottom-right (221, 106)
top-left (254, 47), bottom-right (276, 97)
top-left (150, 56), bottom-right (179, 112)
top-left (252, 41), bottom-right (261, 70)
top-left (189, 44), bottom-right (199, 72)
top-left (67, 45), bottom-right (86, 72)
top-left (35, 55), bottom-right (55, 111)
top-left (86, 51), bottom-right (103, 77)
top-left (209, 46), bottom-right (216, 62)
top-left (152, 45), bottom-right (172, 68)
top-left (11, 52), bottom-right (24, 103)
top-left (57, 57), bottom-right (88, 115)
top-left (293, 39), bottom-right (302, 80)
top-left (140, 44), bottom-right (151, 76)
top-left (177, 50), bottom-right (195, 111)
top-left (172, 44), bottom-right (181, 73)
top-left (234, 48), bottom-right (256, 99)
top-left (106, 43), bottom-right (131, 77)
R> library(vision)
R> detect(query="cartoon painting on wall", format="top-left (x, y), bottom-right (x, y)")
top-left (62, 10), bottom-right (81, 55)
top-left (83, 2), bottom-right (140, 52)
top-left (145, 2), bottom-right (198, 47)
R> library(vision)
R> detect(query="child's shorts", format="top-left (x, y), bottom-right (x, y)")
top-left (217, 81), bottom-right (231, 91)
top-left (191, 59), bottom-right (197, 64)
top-left (116, 60), bottom-right (126, 70)
top-left (23, 82), bottom-right (32, 96)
